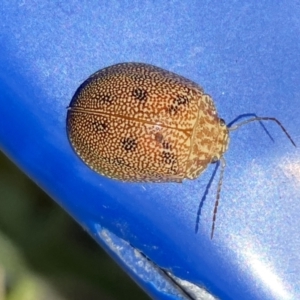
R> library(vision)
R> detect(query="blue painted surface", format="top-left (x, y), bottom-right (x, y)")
top-left (0, 1), bottom-right (300, 299)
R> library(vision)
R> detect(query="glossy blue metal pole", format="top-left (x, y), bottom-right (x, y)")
top-left (0, 2), bottom-right (299, 299)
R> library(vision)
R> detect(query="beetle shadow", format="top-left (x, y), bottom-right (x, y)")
top-left (227, 113), bottom-right (274, 142)
top-left (195, 161), bottom-right (220, 234)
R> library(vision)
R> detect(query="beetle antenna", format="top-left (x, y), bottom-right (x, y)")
top-left (228, 117), bottom-right (296, 147)
top-left (211, 156), bottom-right (226, 239)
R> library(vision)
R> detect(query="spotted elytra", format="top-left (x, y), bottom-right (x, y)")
top-left (66, 62), bottom-right (296, 239)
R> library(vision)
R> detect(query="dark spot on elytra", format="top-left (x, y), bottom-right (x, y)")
top-left (162, 151), bottom-right (176, 165)
top-left (98, 94), bottom-right (113, 105)
top-left (121, 137), bottom-right (138, 151)
top-left (167, 105), bottom-right (179, 115)
top-left (114, 157), bottom-right (125, 166)
top-left (92, 121), bottom-right (109, 132)
top-left (162, 140), bottom-right (172, 150)
top-left (174, 95), bottom-right (190, 106)
top-left (167, 95), bottom-right (190, 115)
top-left (132, 88), bottom-right (147, 102)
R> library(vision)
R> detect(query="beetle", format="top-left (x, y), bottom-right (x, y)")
top-left (67, 62), bottom-right (296, 238)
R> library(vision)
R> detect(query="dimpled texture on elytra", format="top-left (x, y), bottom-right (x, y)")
top-left (67, 62), bottom-right (229, 182)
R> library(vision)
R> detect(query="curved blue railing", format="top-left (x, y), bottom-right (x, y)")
top-left (1, 2), bottom-right (299, 299)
